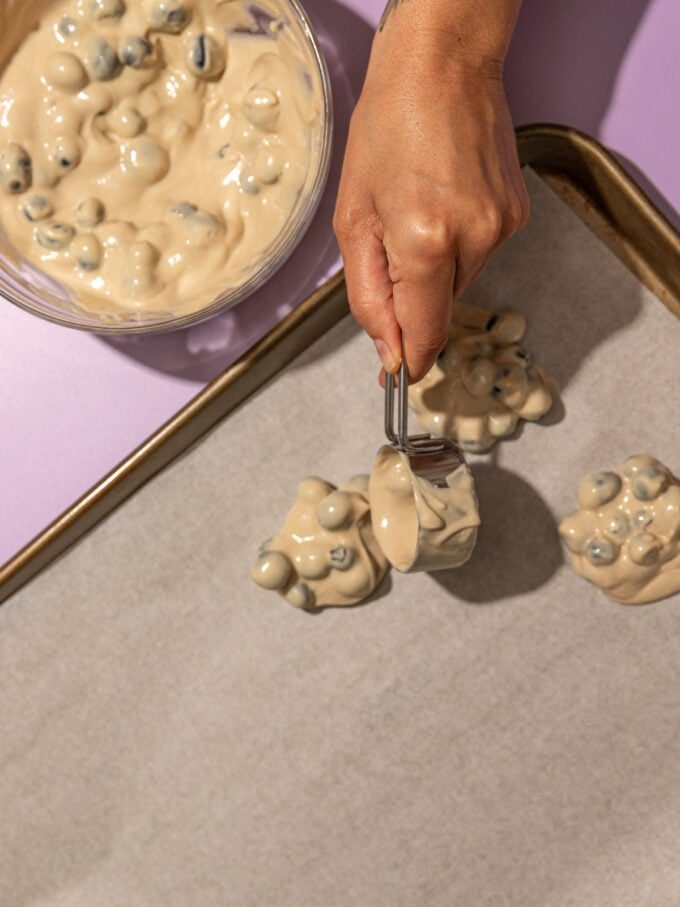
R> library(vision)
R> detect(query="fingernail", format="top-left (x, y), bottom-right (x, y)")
top-left (375, 339), bottom-right (398, 374)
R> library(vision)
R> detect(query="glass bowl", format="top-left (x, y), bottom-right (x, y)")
top-left (0, 0), bottom-right (333, 334)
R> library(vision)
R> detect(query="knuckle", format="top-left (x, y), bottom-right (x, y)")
top-left (506, 197), bottom-right (525, 230)
top-left (467, 202), bottom-right (503, 253)
top-left (400, 213), bottom-right (455, 263)
top-left (504, 188), bottom-right (531, 235)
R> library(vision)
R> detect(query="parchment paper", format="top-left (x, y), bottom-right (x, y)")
top-left (1, 170), bottom-right (679, 907)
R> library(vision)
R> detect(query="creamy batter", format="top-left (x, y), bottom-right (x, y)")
top-left (251, 475), bottom-right (389, 610)
top-left (560, 455), bottom-right (680, 605)
top-left (409, 302), bottom-right (557, 454)
top-left (0, 0), bottom-right (325, 316)
top-left (369, 446), bottom-right (479, 574)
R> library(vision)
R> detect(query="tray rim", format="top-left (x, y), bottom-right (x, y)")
top-left (2, 123), bottom-right (678, 605)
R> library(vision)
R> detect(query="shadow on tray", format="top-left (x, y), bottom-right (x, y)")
top-left (432, 462), bottom-right (564, 604)
top-left (100, 0), bottom-right (374, 384)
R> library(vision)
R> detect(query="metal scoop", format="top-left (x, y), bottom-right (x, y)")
top-left (369, 359), bottom-right (479, 574)
top-left (384, 358), bottom-right (466, 475)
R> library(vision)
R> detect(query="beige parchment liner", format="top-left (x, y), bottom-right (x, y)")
top-left (1, 170), bottom-right (679, 906)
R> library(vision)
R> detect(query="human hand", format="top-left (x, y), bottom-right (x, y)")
top-left (333, 2), bottom-right (530, 382)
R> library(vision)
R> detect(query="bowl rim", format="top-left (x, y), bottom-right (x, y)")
top-left (0, 0), bottom-right (335, 335)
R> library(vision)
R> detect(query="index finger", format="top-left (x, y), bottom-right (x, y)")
top-left (387, 221), bottom-right (456, 382)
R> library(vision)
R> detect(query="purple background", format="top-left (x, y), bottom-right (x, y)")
top-left (1, 0), bottom-right (678, 565)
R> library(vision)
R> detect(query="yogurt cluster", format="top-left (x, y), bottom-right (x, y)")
top-left (560, 455), bottom-right (680, 605)
top-left (409, 302), bottom-right (557, 453)
top-left (251, 476), bottom-right (390, 611)
top-left (0, 0), bottom-right (323, 317)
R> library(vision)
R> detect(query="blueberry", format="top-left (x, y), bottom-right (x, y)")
top-left (76, 197), bottom-right (105, 228)
top-left (147, 0), bottom-right (191, 34)
top-left (118, 36), bottom-right (152, 68)
top-left (36, 222), bottom-right (75, 251)
top-left (108, 106), bottom-right (147, 137)
top-left (633, 466), bottom-right (668, 501)
top-left (49, 136), bottom-right (81, 172)
top-left (239, 168), bottom-right (260, 195)
top-left (21, 195), bottom-right (53, 222)
top-left (184, 211), bottom-right (222, 246)
top-left (585, 537), bottom-right (618, 567)
top-left (628, 532), bottom-right (661, 566)
top-left (286, 581), bottom-right (315, 610)
top-left (171, 201), bottom-right (197, 217)
top-left (578, 471), bottom-right (622, 510)
top-left (45, 52), bottom-right (89, 92)
top-left (72, 234), bottom-right (103, 271)
top-left (243, 86), bottom-right (280, 130)
top-left (186, 34), bottom-right (225, 79)
top-left (329, 546), bottom-right (356, 571)
top-left (0, 143), bottom-right (32, 195)
top-left (87, 37), bottom-right (122, 81)
top-left (56, 16), bottom-right (78, 39)
top-left (632, 509), bottom-right (652, 529)
top-left (89, 0), bottom-right (125, 22)
top-left (121, 137), bottom-right (170, 184)
top-left (251, 551), bottom-right (292, 591)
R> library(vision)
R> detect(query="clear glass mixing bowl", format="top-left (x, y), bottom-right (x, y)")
top-left (0, 0), bottom-right (333, 333)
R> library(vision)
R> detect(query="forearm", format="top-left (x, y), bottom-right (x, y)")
top-left (378, 0), bottom-right (523, 69)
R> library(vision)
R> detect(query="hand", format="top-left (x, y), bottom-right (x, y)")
top-left (333, 9), bottom-right (530, 383)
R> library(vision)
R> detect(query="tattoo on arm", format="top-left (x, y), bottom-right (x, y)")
top-left (379, 0), bottom-right (412, 31)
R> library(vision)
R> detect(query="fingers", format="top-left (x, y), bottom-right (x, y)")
top-left (386, 215), bottom-right (456, 382)
top-left (335, 151), bottom-right (530, 384)
top-left (333, 208), bottom-right (403, 374)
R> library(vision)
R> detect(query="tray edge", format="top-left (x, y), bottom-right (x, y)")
top-left (2, 124), bottom-right (678, 605)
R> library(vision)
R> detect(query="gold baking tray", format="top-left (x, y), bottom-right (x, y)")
top-left (1, 124), bottom-right (678, 605)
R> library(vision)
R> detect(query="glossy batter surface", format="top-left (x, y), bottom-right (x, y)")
top-left (409, 302), bottom-right (557, 454)
top-left (0, 0), bottom-right (323, 316)
top-left (560, 455), bottom-right (680, 605)
top-left (251, 475), bottom-right (389, 610)
top-left (369, 446), bottom-right (479, 574)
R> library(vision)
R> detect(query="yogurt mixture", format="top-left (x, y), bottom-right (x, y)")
top-left (560, 455), bottom-right (680, 605)
top-left (251, 476), bottom-right (389, 610)
top-left (409, 302), bottom-right (557, 454)
top-left (369, 446), bottom-right (479, 574)
top-left (0, 0), bottom-right (324, 316)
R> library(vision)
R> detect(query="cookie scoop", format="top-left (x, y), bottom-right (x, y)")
top-left (369, 360), bottom-right (480, 573)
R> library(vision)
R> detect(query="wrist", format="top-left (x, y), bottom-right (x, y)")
top-left (376, 0), bottom-right (521, 70)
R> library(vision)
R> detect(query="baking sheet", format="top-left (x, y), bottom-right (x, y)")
top-left (1, 170), bottom-right (679, 907)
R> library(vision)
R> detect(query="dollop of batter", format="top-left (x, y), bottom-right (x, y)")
top-left (409, 302), bottom-right (557, 454)
top-left (369, 446), bottom-right (479, 574)
top-left (251, 475), bottom-right (389, 610)
top-left (0, 0), bottom-right (325, 317)
top-left (559, 455), bottom-right (680, 605)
